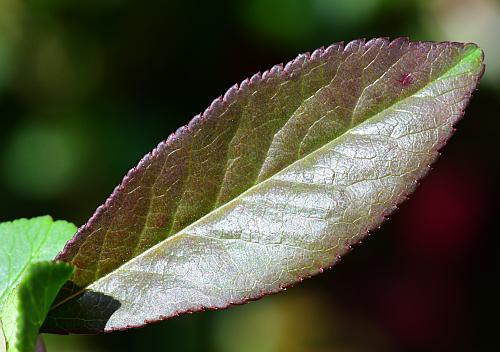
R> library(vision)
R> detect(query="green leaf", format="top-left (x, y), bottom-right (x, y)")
top-left (1, 320), bottom-right (6, 352)
top-left (0, 217), bottom-right (76, 313)
top-left (0, 217), bottom-right (76, 351)
top-left (44, 38), bottom-right (484, 333)
top-left (2, 262), bottom-right (73, 352)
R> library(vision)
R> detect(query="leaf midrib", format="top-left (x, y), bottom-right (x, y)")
top-left (52, 45), bottom-right (479, 310)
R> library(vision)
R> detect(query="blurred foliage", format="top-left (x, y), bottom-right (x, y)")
top-left (0, 0), bottom-right (498, 351)
top-left (212, 289), bottom-right (389, 352)
top-left (424, 0), bottom-right (500, 82)
top-left (2, 120), bottom-right (88, 198)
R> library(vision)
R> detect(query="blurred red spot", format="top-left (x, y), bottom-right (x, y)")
top-left (378, 275), bottom-right (465, 348)
top-left (395, 160), bottom-right (486, 264)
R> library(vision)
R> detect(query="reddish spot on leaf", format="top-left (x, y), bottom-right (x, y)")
top-left (398, 73), bottom-right (413, 87)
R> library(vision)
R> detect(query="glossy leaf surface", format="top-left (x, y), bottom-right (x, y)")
top-left (45, 39), bottom-right (484, 333)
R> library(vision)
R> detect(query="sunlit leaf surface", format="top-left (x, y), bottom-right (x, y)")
top-left (0, 217), bottom-right (76, 351)
top-left (2, 262), bottom-right (73, 352)
top-left (0, 217), bottom-right (76, 312)
top-left (44, 38), bottom-right (484, 333)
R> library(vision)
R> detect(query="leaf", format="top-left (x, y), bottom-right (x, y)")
top-left (1, 262), bottom-right (73, 352)
top-left (0, 217), bottom-right (77, 313)
top-left (44, 38), bottom-right (484, 333)
top-left (0, 217), bottom-right (76, 351)
top-left (1, 321), bottom-right (5, 352)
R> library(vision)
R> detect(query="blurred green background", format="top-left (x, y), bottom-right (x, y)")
top-left (1, 0), bottom-right (499, 351)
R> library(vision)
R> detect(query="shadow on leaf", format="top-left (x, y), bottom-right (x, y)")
top-left (41, 282), bottom-right (121, 334)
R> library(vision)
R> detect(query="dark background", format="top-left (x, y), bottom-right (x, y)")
top-left (0, 0), bottom-right (498, 351)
